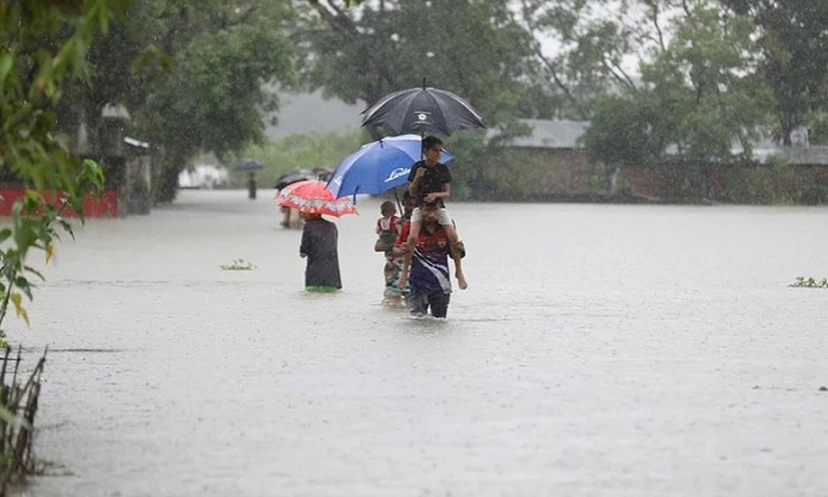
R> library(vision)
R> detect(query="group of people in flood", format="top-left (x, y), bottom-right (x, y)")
top-left (297, 135), bottom-right (467, 318)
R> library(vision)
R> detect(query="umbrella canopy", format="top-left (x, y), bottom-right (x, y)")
top-left (233, 159), bottom-right (264, 171)
top-left (361, 85), bottom-right (485, 136)
top-left (327, 134), bottom-right (455, 198)
top-left (275, 169), bottom-right (316, 190)
top-left (275, 180), bottom-right (357, 218)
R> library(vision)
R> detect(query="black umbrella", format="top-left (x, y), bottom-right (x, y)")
top-left (274, 169), bottom-right (316, 190)
top-left (361, 81), bottom-right (485, 136)
top-left (233, 159), bottom-right (264, 171)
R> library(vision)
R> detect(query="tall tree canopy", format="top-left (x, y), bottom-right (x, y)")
top-left (299, 0), bottom-right (539, 126)
top-left (61, 0), bottom-right (299, 201)
top-left (581, 0), bottom-right (773, 168)
top-left (721, 0), bottom-right (828, 144)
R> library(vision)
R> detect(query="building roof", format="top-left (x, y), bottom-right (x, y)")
top-left (491, 118), bottom-right (828, 165)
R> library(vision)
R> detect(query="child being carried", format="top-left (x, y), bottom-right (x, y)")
top-left (374, 200), bottom-right (399, 256)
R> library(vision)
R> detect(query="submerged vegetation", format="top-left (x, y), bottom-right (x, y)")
top-left (789, 277), bottom-right (828, 289)
top-left (220, 259), bottom-right (257, 271)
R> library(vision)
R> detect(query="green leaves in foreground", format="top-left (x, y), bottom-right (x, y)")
top-left (1, 0), bottom-right (117, 341)
top-left (789, 276), bottom-right (828, 289)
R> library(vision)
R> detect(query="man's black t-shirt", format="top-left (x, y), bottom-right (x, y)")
top-left (407, 160), bottom-right (452, 207)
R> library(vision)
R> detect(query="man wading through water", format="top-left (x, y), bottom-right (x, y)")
top-left (398, 135), bottom-right (467, 292)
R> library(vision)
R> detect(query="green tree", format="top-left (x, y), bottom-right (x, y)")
top-left (297, 0), bottom-right (542, 199)
top-left (581, 0), bottom-right (774, 192)
top-left (517, 0), bottom-right (644, 119)
top-left (299, 0), bottom-right (539, 125)
top-left (722, 0), bottom-right (828, 144)
top-left (59, 0), bottom-right (299, 202)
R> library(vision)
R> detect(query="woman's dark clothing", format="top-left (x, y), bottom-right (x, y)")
top-left (300, 217), bottom-right (342, 289)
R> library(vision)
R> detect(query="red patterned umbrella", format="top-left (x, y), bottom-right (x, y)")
top-left (275, 180), bottom-right (357, 217)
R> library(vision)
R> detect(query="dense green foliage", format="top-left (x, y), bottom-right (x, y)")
top-left (300, 0), bottom-right (539, 125)
top-left (722, 0), bottom-right (828, 144)
top-left (6, 0), bottom-right (828, 206)
top-left (299, 0), bottom-right (826, 202)
top-left (60, 0), bottom-right (299, 202)
top-left (581, 1), bottom-right (773, 168)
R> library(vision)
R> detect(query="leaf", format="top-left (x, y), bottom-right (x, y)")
top-left (0, 52), bottom-right (13, 83)
top-left (10, 293), bottom-right (29, 327)
top-left (22, 265), bottom-right (45, 282)
top-left (14, 276), bottom-right (32, 300)
top-left (0, 406), bottom-right (30, 430)
top-left (45, 242), bottom-right (54, 264)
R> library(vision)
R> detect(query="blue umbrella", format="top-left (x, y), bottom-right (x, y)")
top-left (327, 134), bottom-right (454, 198)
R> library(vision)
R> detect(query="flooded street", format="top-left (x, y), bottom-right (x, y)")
top-left (8, 189), bottom-right (828, 496)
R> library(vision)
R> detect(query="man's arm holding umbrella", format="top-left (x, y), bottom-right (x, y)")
top-left (407, 165), bottom-right (426, 198)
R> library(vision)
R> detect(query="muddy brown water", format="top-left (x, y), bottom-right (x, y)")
top-left (6, 190), bottom-right (828, 496)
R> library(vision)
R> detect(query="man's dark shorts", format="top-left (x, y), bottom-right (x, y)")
top-left (410, 288), bottom-right (451, 318)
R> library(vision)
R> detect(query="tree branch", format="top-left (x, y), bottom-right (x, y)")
top-left (519, 0), bottom-right (588, 119)
top-left (647, 0), bottom-right (667, 53)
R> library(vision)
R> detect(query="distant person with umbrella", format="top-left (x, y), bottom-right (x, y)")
top-left (233, 159), bottom-right (263, 200)
top-left (276, 180), bottom-right (356, 292)
top-left (300, 212), bottom-right (341, 292)
top-left (275, 168), bottom-right (326, 228)
top-left (398, 135), bottom-right (467, 292)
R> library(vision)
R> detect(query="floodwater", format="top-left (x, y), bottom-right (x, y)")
top-left (7, 189), bottom-right (828, 497)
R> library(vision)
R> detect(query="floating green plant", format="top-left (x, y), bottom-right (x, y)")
top-left (220, 259), bottom-right (256, 271)
top-left (789, 276), bottom-right (828, 289)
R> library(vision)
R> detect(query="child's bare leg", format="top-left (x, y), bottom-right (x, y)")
top-left (442, 224), bottom-right (467, 290)
top-left (398, 219), bottom-right (421, 290)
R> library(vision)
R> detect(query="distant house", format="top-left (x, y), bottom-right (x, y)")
top-left (487, 119), bottom-right (828, 202)
top-left (179, 165), bottom-right (229, 189)
top-left (777, 145), bottom-right (828, 166)
top-left (501, 119), bottom-right (828, 165)
top-left (485, 119), bottom-right (593, 200)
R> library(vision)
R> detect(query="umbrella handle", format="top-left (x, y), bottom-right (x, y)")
top-left (393, 187), bottom-right (402, 215)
